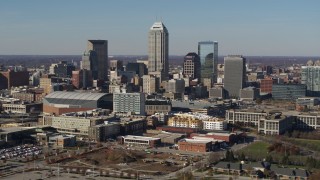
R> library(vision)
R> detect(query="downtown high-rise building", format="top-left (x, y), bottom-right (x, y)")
top-left (81, 50), bottom-right (99, 79)
top-left (224, 55), bottom-right (246, 98)
top-left (301, 60), bottom-right (320, 97)
top-left (148, 22), bottom-right (169, 82)
top-left (87, 40), bottom-right (108, 81)
top-left (183, 52), bottom-right (201, 80)
top-left (198, 41), bottom-right (218, 86)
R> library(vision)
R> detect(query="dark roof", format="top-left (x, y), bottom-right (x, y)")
top-left (272, 167), bottom-right (309, 178)
top-left (88, 40), bottom-right (107, 44)
top-left (43, 92), bottom-right (110, 107)
top-left (145, 100), bottom-right (171, 105)
top-left (214, 162), bottom-right (242, 171)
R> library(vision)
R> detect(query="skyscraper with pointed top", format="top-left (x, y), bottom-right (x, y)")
top-left (148, 22), bottom-right (169, 82)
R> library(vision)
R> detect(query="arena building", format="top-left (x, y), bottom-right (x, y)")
top-left (43, 91), bottom-right (112, 115)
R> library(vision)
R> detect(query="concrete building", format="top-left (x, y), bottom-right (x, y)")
top-left (190, 85), bottom-right (208, 99)
top-left (119, 117), bottom-right (147, 135)
top-left (148, 22), bottom-right (169, 82)
top-left (166, 79), bottom-right (185, 94)
top-left (209, 86), bottom-right (226, 99)
top-left (142, 75), bottom-right (159, 94)
top-left (81, 50), bottom-right (99, 79)
top-left (224, 55), bottom-right (246, 98)
top-left (39, 75), bottom-right (63, 95)
top-left (126, 62), bottom-right (147, 77)
top-left (226, 109), bottom-right (267, 126)
top-left (49, 61), bottom-right (75, 78)
top-left (296, 97), bottom-right (320, 111)
top-left (258, 113), bottom-right (293, 135)
top-left (296, 113), bottom-right (320, 130)
top-left (109, 84), bottom-right (122, 94)
top-left (43, 91), bottom-right (113, 115)
top-left (109, 60), bottom-right (124, 71)
top-left (48, 134), bottom-right (76, 148)
top-left (41, 115), bottom-right (114, 136)
top-left (2, 103), bottom-right (42, 114)
top-left (183, 52), bottom-right (201, 80)
top-left (145, 99), bottom-right (171, 115)
top-left (240, 87), bottom-right (259, 101)
top-left (12, 91), bottom-right (45, 103)
top-left (87, 40), bottom-right (108, 80)
top-left (113, 93), bottom-right (145, 115)
top-left (119, 135), bottom-right (161, 147)
top-left (88, 123), bottom-right (120, 142)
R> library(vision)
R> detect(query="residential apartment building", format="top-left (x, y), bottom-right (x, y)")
top-left (203, 118), bottom-right (227, 130)
top-left (113, 93), bottom-right (146, 115)
top-left (167, 114), bottom-right (203, 129)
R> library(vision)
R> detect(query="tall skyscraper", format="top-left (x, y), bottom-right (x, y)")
top-left (198, 41), bottom-right (218, 85)
top-left (301, 60), bottom-right (320, 96)
top-left (81, 50), bottom-right (99, 79)
top-left (87, 40), bottom-right (108, 81)
top-left (224, 55), bottom-right (246, 98)
top-left (148, 22), bottom-right (169, 82)
top-left (213, 41), bottom-right (218, 82)
top-left (183, 52), bottom-right (201, 80)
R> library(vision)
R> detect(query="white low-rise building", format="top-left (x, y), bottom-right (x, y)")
top-left (203, 118), bottom-right (227, 130)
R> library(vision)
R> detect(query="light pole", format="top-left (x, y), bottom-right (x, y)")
top-left (58, 163), bottom-right (60, 180)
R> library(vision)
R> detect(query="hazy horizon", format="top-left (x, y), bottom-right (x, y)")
top-left (0, 0), bottom-right (319, 56)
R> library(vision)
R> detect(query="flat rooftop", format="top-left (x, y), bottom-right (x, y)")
top-left (0, 127), bottom-right (36, 133)
top-left (122, 135), bottom-right (160, 141)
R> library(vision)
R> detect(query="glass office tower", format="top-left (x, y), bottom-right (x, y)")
top-left (198, 41), bottom-right (218, 85)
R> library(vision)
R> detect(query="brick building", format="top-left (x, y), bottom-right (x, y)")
top-left (178, 139), bottom-right (212, 152)
top-left (190, 132), bottom-right (238, 144)
top-left (145, 99), bottom-right (171, 115)
top-left (260, 78), bottom-right (273, 94)
top-left (0, 71), bottom-right (29, 90)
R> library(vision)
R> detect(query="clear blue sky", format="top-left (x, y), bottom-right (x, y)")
top-left (0, 0), bottom-right (319, 56)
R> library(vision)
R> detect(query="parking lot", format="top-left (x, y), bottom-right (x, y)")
top-left (0, 144), bottom-right (42, 160)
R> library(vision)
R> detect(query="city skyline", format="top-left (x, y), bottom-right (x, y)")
top-left (0, 0), bottom-right (319, 56)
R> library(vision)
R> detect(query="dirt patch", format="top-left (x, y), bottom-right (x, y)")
top-left (59, 147), bottom-right (184, 175)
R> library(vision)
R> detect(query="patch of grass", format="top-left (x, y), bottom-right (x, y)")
top-left (286, 138), bottom-right (320, 152)
top-left (236, 141), bottom-right (270, 161)
top-left (240, 141), bottom-right (269, 154)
